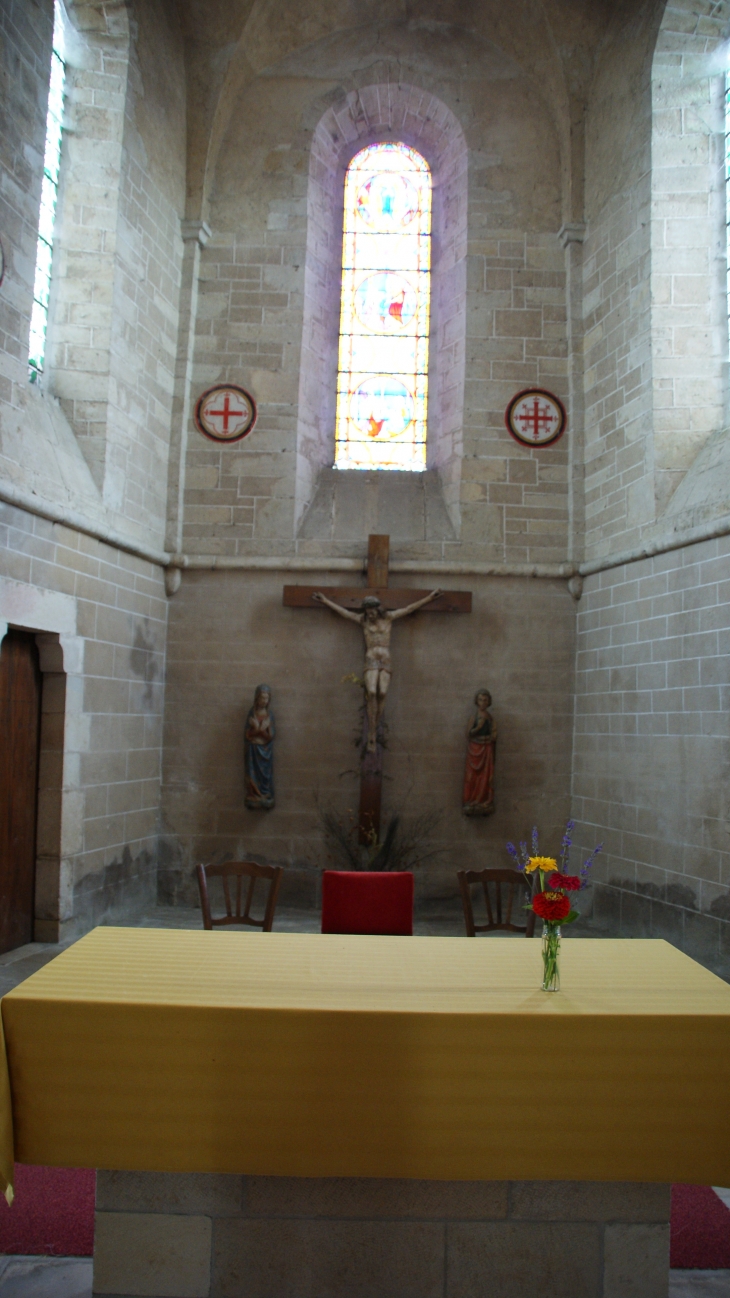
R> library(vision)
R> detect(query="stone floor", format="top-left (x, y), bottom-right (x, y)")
top-left (0, 1255), bottom-right (726, 1297)
top-left (0, 910), bottom-right (727, 1297)
top-left (0, 1257), bottom-right (92, 1298)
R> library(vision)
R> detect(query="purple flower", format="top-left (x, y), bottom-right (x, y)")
top-left (506, 841), bottom-right (521, 868)
top-left (559, 819), bottom-right (575, 871)
top-left (531, 826), bottom-right (539, 855)
top-left (579, 843), bottom-right (603, 887)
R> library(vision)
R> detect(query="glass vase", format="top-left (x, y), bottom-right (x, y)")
top-left (541, 922), bottom-right (561, 992)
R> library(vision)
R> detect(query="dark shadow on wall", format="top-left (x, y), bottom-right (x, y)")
top-left (583, 878), bottom-right (730, 982)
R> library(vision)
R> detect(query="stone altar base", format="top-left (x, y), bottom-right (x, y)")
top-left (92, 1172), bottom-right (670, 1298)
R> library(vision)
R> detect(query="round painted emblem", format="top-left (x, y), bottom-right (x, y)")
top-left (505, 388), bottom-right (566, 448)
top-left (194, 384), bottom-right (257, 444)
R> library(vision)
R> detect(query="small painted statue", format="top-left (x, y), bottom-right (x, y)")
top-left (244, 684), bottom-right (275, 810)
top-left (462, 688), bottom-right (496, 816)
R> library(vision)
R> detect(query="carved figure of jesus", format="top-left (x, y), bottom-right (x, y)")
top-left (312, 589), bottom-right (441, 751)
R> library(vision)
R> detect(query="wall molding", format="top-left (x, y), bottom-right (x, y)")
top-left (0, 480), bottom-right (169, 568)
top-left (3, 481), bottom-right (730, 590)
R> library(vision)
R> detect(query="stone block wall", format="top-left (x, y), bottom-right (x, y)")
top-left (582, 187), bottom-right (653, 560)
top-left (160, 568), bottom-right (575, 909)
top-left (0, 0), bottom-right (185, 936)
top-left (582, 0), bottom-right (730, 561)
top-left (48, 0), bottom-right (185, 548)
top-left (572, 533), bottom-right (730, 977)
top-left (650, 2), bottom-right (729, 519)
top-left (182, 55), bottom-right (570, 567)
top-left (463, 231), bottom-right (568, 563)
top-left (93, 1171), bottom-right (670, 1298)
top-left (0, 501), bottom-right (167, 939)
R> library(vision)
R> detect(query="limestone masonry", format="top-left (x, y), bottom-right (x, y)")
top-left (1, 0), bottom-right (729, 974)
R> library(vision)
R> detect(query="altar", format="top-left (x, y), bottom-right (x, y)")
top-left (0, 928), bottom-right (729, 1296)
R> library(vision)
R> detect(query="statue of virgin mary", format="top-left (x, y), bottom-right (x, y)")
top-left (244, 685), bottom-right (275, 810)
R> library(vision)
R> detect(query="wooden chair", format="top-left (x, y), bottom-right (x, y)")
top-left (197, 861), bottom-right (283, 932)
top-left (457, 868), bottom-right (536, 937)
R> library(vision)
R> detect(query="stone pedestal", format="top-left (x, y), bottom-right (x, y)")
top-left (93, 1171), bottom-right (670, 1298)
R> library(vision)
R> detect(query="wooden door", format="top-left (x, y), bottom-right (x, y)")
top-left (0, 630), bottom-right (42, 952)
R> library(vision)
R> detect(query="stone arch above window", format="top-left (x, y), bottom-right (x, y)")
top-left (295, 84), bottom-right (468, 537)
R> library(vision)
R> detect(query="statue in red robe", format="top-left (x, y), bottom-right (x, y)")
top-left (462, 688), bottom-right (496, 816)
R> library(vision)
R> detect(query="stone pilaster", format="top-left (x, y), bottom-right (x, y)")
top-left (166, 219), bottom-right (211, 559)
top-left (559, 221), bottom-right (587, 571)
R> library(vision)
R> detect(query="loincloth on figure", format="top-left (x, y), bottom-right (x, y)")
top-left (364, 645), bottom-right (391, 673)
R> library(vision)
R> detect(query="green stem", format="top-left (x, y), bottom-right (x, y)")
top-left (541, 922), bottom-right (561, 991)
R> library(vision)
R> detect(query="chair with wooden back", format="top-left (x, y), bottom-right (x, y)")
top-left (197, 860), bottom-right (283, 932)
top-left (457, 868), bottom-right (536, 937)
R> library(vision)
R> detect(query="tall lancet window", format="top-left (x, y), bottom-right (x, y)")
top-left (29, 1), bottom-right (67, 382)
top-left (334, 143), bottom-right (432, 471)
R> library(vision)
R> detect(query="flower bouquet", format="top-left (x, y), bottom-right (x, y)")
top-left (507, 822), bottom-right (602, 991)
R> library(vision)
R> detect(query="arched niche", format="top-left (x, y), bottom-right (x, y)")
top-left (294, 84), bottom-right (468, 537)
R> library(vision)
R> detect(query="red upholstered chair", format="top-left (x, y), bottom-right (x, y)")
top-left (321, 870), bottom-right (414, 936)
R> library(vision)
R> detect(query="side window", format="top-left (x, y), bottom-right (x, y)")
top-left (28, 0), bottom-right (67, 383)
top-left (334, 142), bottom-right (432, 472)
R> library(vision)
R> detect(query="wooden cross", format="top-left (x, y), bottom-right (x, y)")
top-left (283, 535), bottom-right (471, 843)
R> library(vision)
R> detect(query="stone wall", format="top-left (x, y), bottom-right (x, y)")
top-left (572, 534), bottom-right (730, 977)
top-left (582, 0), bottom-right (730, 561)
top-left (0, 501), bottom-right (168, 939)
top-left (48, 0), bottom-right (185, 548)
top-left (0, 0), bottom-right (183, 936)
top-left (93, 1171), bottom-right (670, 1298)
top-left (4, 0), bottom-right (730, 961)
top-left (182, 30), bottom-right (570, 567)
top-left (581, 1), bottom-right (657, 561)
top-left (0, 0), bottom-right (52, 410)
top-left (160, 569), bottom-right (575, 909)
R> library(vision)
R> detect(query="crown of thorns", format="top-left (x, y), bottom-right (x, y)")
top-left (361, 596), bottom-right (383, 609)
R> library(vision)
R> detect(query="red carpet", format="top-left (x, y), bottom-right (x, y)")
top-left (0, 1166), bottom-right (94, 1256)
top-left (671, 1184), bottom-right (730, 1268)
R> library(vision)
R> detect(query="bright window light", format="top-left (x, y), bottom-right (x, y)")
top-left (28, 2), bottom-right (67, 383)
top-left (334, 142), bottom-right (432, 472)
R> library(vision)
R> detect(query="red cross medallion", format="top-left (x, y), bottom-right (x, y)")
top-left (505, 388), bottom-right (566, 448)
top-left (194, 384), bottom-right (257, 443)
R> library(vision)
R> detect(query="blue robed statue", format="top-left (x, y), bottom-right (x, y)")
top-left (244, 684), bottom-right (275, 810)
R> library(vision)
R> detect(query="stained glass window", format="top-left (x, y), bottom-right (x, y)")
top-left (29, 1), bottom-right (67, 383)
top-left (334, 142), bottom-right (432, 471)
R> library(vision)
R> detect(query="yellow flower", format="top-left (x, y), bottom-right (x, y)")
top-left (524, 856), bottom-right (557, 874)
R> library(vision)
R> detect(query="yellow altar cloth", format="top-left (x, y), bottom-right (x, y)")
top-left (0, 927), bottom-right (728, 1200)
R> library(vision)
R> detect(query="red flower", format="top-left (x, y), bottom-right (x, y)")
top-left (548, 873), bottom-right (581, 891)
top-left (533, 891), bottom-right (571, 922)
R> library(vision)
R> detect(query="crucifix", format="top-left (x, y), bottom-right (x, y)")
top-left (283, 535), bottom-right (471, 843)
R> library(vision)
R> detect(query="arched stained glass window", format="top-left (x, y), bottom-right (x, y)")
top-left (334, 143), bottom-right (432, 471)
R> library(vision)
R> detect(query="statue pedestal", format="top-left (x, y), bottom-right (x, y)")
top-left (92, 1171), bottom-right (670, 1298)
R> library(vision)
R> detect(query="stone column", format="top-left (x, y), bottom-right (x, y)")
top-left (559, 221), bottom-right (586, 592)
top-left (93, 1171), bottom-right (670, 1298)
top-left (165, 219), bottom-right (211, 579)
